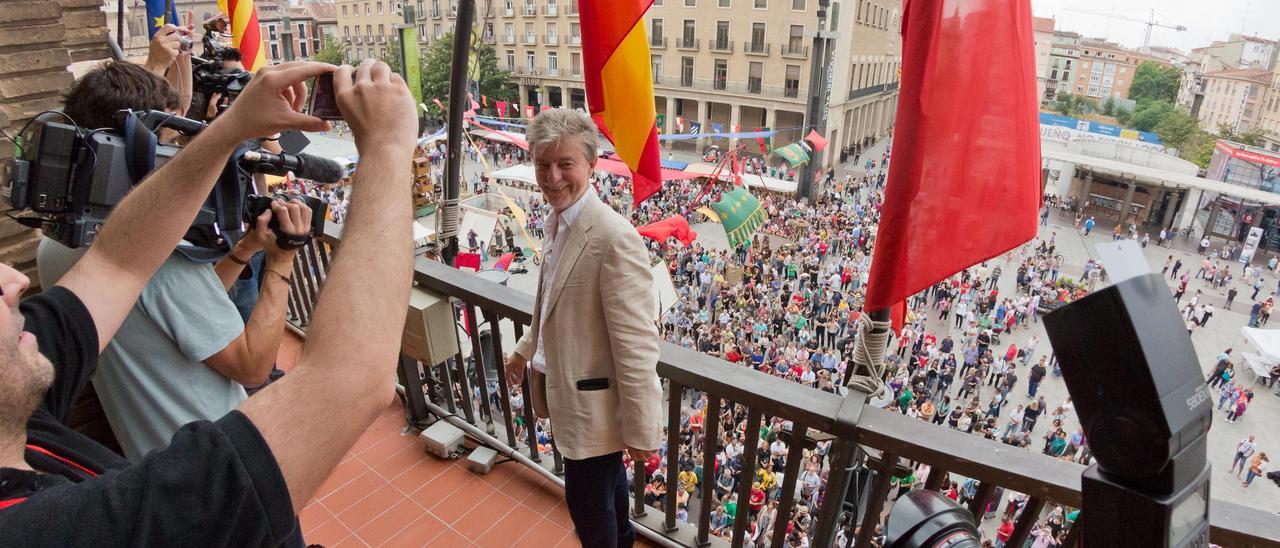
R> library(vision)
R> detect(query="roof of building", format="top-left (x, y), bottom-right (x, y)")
top-left (1204, 67), bottom-right (1274, 84)
top-left (1033, 16), bottom-right (1055, 34)
top-left (307, 0), bottom-right (337, 20)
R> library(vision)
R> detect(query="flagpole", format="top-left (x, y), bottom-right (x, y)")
top-left (439, 0), bottom-right (476, 266)
top-left (117, 0), bottom-right (124, 50)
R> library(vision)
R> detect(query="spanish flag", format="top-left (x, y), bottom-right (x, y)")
top-left (580, 0), bottom-right (661, 206)
top-left (222, 0), bottom-right (267, 72)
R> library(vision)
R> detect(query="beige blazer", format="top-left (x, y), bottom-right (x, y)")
top-left (513, 192), bottom-right (662, 461)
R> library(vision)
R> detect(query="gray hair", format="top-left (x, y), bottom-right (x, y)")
top-left (526, 109), bottom-right (599, 164)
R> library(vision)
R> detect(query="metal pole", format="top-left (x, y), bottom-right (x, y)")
top-left (117, 0), bottom-right (125, 50)
top-left (798, 0), bottom-right (834, 199)
top-left (441, 0), bottom-right (475, 267)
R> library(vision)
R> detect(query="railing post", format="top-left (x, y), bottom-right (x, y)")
top-left (730, 408), bottom-right (763, 547)
top-left (1008, 496), bottom-right (1046, 548)
top-left (1061, 513), bottom-right (1082, 548)
top-left (771, 424), bottom-right (809, 548)
top-left (513, 323), bottom-right (542, 462)
top-left (448, 304), bottom-right (477, 424)
top-left (464, 304), bottom-right (495, 430)
top-left (854, 451), bottom-right (897, 548)
top-left (696, 396), bottom-right (721, 547)
top-left (396, 354), bottom-right (432, 428)
top-left (482, 309), bottom-right (518, 447)
top-left (967, 481), bottom-right (997, 520)
top-left (814, 439), bottom-right (857, 546)
top-left (664, 380), bottom-right (684, 533)
top-left (923, 465), bottom-right (948, 492)
top-left (632, 457), bottom-right (648, 518)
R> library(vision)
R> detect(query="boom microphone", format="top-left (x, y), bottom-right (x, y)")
top-left (239, 150), bottom-right (346, 183)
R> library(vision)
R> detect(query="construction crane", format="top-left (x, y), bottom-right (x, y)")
top-left (1065, 8), bottom-right (1187, 54)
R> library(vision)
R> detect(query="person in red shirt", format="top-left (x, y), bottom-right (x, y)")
top-left (1004, 343), bottom-right (1018, 363)
top-left (725, 345), bottom-right (743, 363)
top-left (995, 517), bottom-right (1015, 547)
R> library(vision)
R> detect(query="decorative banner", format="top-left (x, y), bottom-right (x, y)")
top-left (482, 95), bottom-right (489, 107)
top-left (494, 252), bottom-right (515, 271)
top-left (754, 127), bottom-right (767, 155)
top-left (712, 122), bottom-right (723, 133)
top-left (731, 153), bottom-right (743, 186)
top-left (226, 0), bottom-right (267, 71)
top-left (656, 113), bottom-right (665, 133)
top-left (710, 187), bottom-right (767, 249)
top-left (773, 142), bottom-right (811, 166)
top-left (689, 121), bottom-right (701, 135)
top-left (695, 205), bottom-right (721, 223)
top-left (525, 105), bottom-right (535, 118)
top-left (496, 100), bottom-right (508, 118)
top-left (803, 128), bottom-right (828, 153)
top-left (637, 215), bottom-right (698, 246)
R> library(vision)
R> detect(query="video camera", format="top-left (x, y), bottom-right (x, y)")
top-left (8, 109), bottom-right (343, 254)
top-left (189, 19), bottom-right (252, 119)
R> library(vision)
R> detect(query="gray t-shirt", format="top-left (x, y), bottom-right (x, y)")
top-left (38, 238), bottom-right (246, 461)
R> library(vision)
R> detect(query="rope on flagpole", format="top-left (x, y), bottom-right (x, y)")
top-left (846, 313), bottom-right (891, 396)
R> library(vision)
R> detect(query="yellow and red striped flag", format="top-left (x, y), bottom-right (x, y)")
top-left (222, 0), bottom-right (267, 71)
top-left (580, 0), bottom-right (661, 206)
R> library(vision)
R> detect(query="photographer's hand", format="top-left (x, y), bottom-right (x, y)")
top-left (262, 198), bottom-right (313, 263)
top-left (144, 25), bottom-right (185, 77)
top-left (215, 61), bottom-right (335, 141)
top-left (333, 60), bottom-right (417, 154)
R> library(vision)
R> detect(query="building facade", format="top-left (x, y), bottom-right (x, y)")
top-left (1071, 39), bottom-right (1170, 101)
top-left (1043, 30), bottom-right (1080, 105)
top-left (1258, 71), bottom-right (1280, 152)
top-left (259, 1), bottom-right (339, 63)
top-left (487, 0), bottom-right (899, 169)
top-left (1031, 16), bottom-right (1054, 105)
top-left (1198, 68), bottom-right (1273, 135)
top-left (335, 0), bottom-right (413, 61)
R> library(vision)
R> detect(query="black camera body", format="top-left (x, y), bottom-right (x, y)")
top-left (243, 193), bottom-right (328, 247)
top-left (10, 115), bottom-right (243, 250)
top-left (189, 28), bottom-right (252, 120)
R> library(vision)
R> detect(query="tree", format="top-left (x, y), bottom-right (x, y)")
top-left (1052, 93), bottom-right (1086, 117)
top-left (312, 36), bottom-right (348, 65)
top-left (1126, 100), bottom-right (1175, 132)
top-left (419, 34), bottom-right (514, 116)
top-left (1101, 97), bottom-right (1116, 117)
top-left (1128, 62), bottom-right (1181, 104)
top-left (379, 34), bottom-right (403, 74)
top-left (1152, 107), bottom-right (1202, 152)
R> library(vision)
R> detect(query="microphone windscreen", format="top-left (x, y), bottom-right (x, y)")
top-left (296, 153), bottom-right (346, 183)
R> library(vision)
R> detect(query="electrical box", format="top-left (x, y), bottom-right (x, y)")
top-left (420, 420), bottom-right (465, 459)
top-left (465, 446), bottom-right (499, 474)
top-left (402, 286), bottom-right (459, 367)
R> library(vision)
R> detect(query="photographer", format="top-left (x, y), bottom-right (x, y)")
top-left (3, 60), bottom-right (418, 544)
top-left (40, 62), bottom-right (314, 461)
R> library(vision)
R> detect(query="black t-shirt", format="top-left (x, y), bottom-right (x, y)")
top-left (1, 288), bottom-right (297, 546)
top-left (1030, 365), bottom-right (1047, 383)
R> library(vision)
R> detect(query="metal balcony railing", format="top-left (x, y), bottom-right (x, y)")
top-left (546, 67), bottom-right (560, 76)
top-left (568, 35), bottom-right (581, 46)
top-left (743, 41), bottom-right (770, 55)
top-left (675, 37), bottom-right (699, 50)
top-left (281, 229), bottom-right (1278, 548)
top-left (781, 43), bottom-right (809, 57)
top-left (524, 33), bottom-right (537, 45)
top-left (523, 4), bottom-right (535, 15)
top-left (503, 33), bottom-right (516, 44)
top-left (650, 36), bottom-right (667, 48)
top-left (543, 4), bottom-right (558, 15)
top-left (544, 33), bottom-right (558, 45)
top-left (709, 39), bottom-right (733, 53)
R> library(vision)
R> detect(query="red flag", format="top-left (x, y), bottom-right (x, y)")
top-left (637, 215), bottom-right (697, 246)
top-left (494, 252), bottom-right (515, 271)
top-left (731, 153), bottom-right (743, 186)
top-left (525, 105), bottom-right (535, 118)
top-left (864, 0), bottom-right (1040, 332)
top-left (482, 95), bottom-right (489, 107)
top-left (804, 129), bottom-right (828, 153)
top-left (581, 0), bottom-right (662, 207)
top-left (730, 124), bottom-right (740, 133)
top-left (540, 105), bottom-right (551, 112)
top-left (675, 116), bottom-right (685, 132)
top-left (754, 128), bottom-right (767, 155)
top-left (496, 100), bottom-right (508, 118)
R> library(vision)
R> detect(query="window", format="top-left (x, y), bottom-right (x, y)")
top-left (785, 64), bottom-right (800, 97)
top-left (682, 20), bottom-right (695, 43)
top-left (788, 25), bottom-right (803, 50)
top-left (268, 25), bottom-right (277, 40)
top-left (505, 22), bottom-right (514, 40)
top-left (365, 2), bottom-right (370, 15)
top-left (548, 51), bottom-right (559, 75)
top-left (714, 59), bottom-right (727, 89)
top-left (547, 22), bottom-right (558, 44)
top-left (719, 0), bottom-right (730, 6)
top-left (506, 49), bottom-right (515, 70)
top-left (570, 22), bottom-right (580, 43)
top-left (270, 43), bottom-right (279, 59)
top-left (685, 0), bottom-right (695, 5)
top-left (344, 25), bottom-right (350, 38)
top-left (300, 40), bottom-right (309, 57)
top-left (377, 1), bottom-right (383, 14)
top-left (418, 24), bottom-right (425, 41)
top-left (792, 0), bottom-right (804, 9)
top-left (298, 23), bottom-right (306, 38)
top-left (526, 51), bottom-right (536, 72)
top-left (830, 1), bottom-right (839, 26)
top-left (571, 51), bottom-right (582, 75)
top-left (748, 61), bottom-right (762, 93)
top-left (342, 5), bottom-right (348, 15)
top-left (378, 24), bottom-right (385, 36)
top-left (681, 56), bottom-right (694, 86)
top-left (652, 19), bottom-right (663, 41)
top-left (366, 24), bottom-right (372, 36)
top-left (434, 23), bottom-right (442, 37)
top-left (715, 21), bottom-right (729, 48)
top-left (754, 0), bottom-right (766, 7)
top-left (651, 54), bottom-right (663, 82)
top-left (654, 0), bottom-right (662, 5)
top-left (750, 22), bottom-right (765, 48)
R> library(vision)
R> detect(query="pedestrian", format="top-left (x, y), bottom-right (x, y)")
top-left (1027, 357), bottom-right (1047, 398)
top-left (1161, 255), bottom-right (1173, 276)
top-left (1083, 216), bottom-right (1095, 236)
top-left (1242, 453), bottom-right (1269, 488)
top-left (1226, 287), bottom-right (1238, 310)
top-left (1226, 393), bottom-right (1249, 423)
top-left (1231, 435), bottom-right (1257, 478)
top-left (1170, 258), bottom-right (1183, 280)
top-left (1200, 304), bottom-right (1214, 328)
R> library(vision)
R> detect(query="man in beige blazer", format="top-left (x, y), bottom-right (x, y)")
top-left (505, 109), bottom-right (662, 547)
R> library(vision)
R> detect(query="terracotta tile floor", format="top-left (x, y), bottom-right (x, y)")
top-left (278, 333), bottom-right (662, 547)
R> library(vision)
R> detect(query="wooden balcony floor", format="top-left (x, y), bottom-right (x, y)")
top-left (278, 333), bottom-right (660, 547)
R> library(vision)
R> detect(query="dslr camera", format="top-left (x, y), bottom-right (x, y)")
top-left (243, 192), bottom-right (328, 249)
top-left (189, 19), bottom-right (252, 119)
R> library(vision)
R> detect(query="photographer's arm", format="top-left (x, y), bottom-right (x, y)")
top-left (56, 62), bottom-right (335, 353)
top-left (238, 60), bottom-right (417, 512)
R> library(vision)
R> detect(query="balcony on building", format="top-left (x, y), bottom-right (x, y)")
top-left (544, 33), bottom-right (558, 45)
top-left (744, 40), bottom-right (770, 55)
top-left (522, 3), bottom-right (535, 16)
top-left (542, 4), bottom-right (558, 16)
top-left (524, 32), bottom-right (537, 45)
top-left (675, 37), bottom-right (699, 51)
top-left (651, 36), bottom-right (667, 49)
top-left (709, 39), bottom-right (734, 53)
top-left (503, 33), bottom-right (516, 44)
top-left (280, 233), bottom-right (1275, 547)
top-left (567, 34), bottom-right (581, 46)
top-left (780, 43), bottom-right (809, 58)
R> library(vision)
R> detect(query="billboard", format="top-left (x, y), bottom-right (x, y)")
top-left (1209, 140), bottom-right (1280, 193)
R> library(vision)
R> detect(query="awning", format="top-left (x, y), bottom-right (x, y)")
top-left (1043, 147), bottom-right (1280, 206)
top-left (470, 128), bottom-right (528, 150)
top-left (490, 164), bottom-right (537, 185)
top-left (743, 173), bottom-right (798, 194)
top-left (1240, 326), bottom-right (1280, 363)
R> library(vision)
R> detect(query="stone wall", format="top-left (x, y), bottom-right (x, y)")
top-left (0, 0), bottom-right (109, 289)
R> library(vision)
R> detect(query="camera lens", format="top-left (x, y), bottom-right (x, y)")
top-left (884, 491), bottom-right (982, 548)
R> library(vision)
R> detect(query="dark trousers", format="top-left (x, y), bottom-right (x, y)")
top-left (564, 451), bottom-right (634, 548)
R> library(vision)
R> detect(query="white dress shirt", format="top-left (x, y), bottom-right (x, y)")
top-left (531, 189), bottom-right (593, 373)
